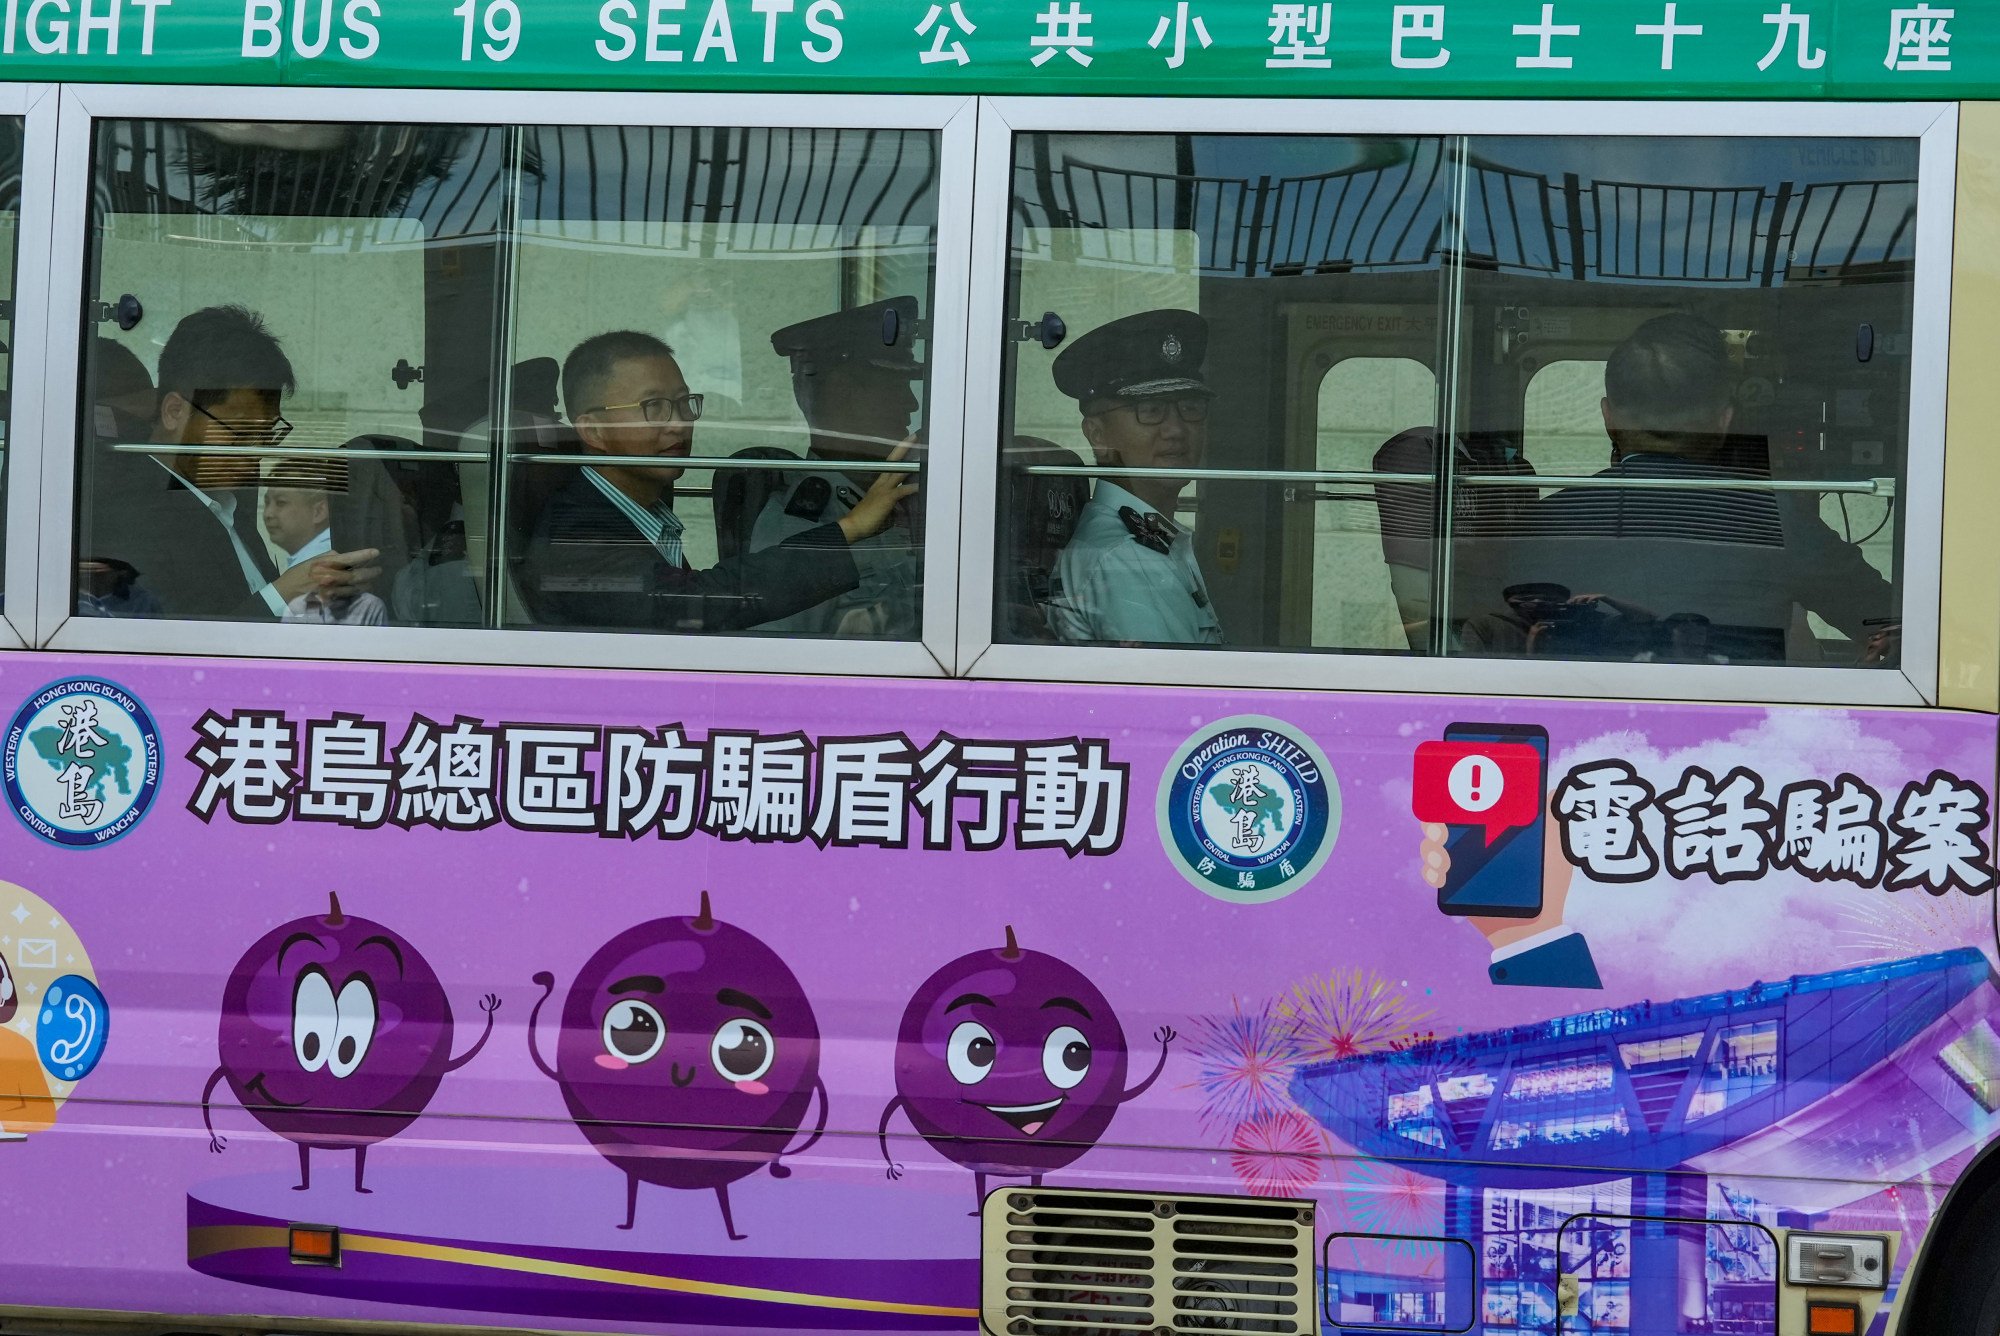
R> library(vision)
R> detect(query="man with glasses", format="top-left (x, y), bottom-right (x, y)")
top-left (1047, 309), bottom-right (1223, 646)
top-left (78, 305), bottom-right (381, 619)
top-left (751, 297), bottom-right (925, 639)
top-left (522, 330), bottom-right (914, 632)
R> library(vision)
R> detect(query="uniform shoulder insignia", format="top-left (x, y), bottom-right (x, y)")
top-left (785, 475), bottom-right (833, 521)
top-left (1118, 506), bottom-right (1173, 555)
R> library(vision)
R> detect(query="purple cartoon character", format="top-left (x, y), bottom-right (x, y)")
top-left (201, 893), bottom-right (500, 1192)
top-left (527, 892), bottom-right (827, 1240)
top-left (878, 926), bottom-right (1173, 1211)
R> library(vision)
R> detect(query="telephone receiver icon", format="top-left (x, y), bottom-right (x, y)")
top-left (47, 992), bottom-right (99, 1066)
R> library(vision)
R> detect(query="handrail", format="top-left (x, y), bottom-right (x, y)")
top-left (109, 442), bottom-right (485, 464)
top-left (1019, 463), bottom-right (1891, 495)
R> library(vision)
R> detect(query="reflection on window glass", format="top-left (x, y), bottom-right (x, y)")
top-left (997, 132), bottom-right (1917, 673)
top-left (507, 126), bottom-right (936, 638)
top-left (74, 121), bottom-right (936, 639)
top-left (1317, 356), bottom-right (1435, 652)
top-left (77, 119), bottom-right (506, 624)
top-left (1449, 137), bottom-right (1912, 670)
top-left (999, 132), bottom-right (1448, 650)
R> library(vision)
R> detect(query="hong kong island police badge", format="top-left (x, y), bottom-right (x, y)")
top-left (1157, 714), bottom-right (1339, 904)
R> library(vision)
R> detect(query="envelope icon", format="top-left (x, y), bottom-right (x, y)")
top-left (15, 939), bottom-right (56, 969)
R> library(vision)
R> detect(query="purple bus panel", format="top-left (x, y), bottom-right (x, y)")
top-left (0, 652), bottom-right (1989, 1336)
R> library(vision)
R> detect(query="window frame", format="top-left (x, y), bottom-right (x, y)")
top-left (956, 97), bottom-right (1956, 707)
top-left (0, 83), bottom-right (56, 652)
top-left (32, 84), bottom-right (977, 676)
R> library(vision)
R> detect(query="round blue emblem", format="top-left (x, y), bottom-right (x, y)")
top-left (1157, 714), bottom-right (1340, 904)
top-left (35, 974), bottom-right (109, 1082)
top-left (3, 677), bottom-right (162, 849)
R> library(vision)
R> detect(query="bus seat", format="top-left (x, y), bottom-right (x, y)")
top-left (453, 404), bottom-right (579, 626)
top-left (322, 435), bottom-right (420, 577)
top-left (715, 446), bottom-right (801, 560)
top-left (1370, 426), bottom-right (1537, 651)
top-left (1000, 435), bottom-right (1089, 642)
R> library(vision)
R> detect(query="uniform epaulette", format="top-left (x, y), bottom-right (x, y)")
top-left (784, 475), bottom-right (832, 521)
top-left (1118, 506), bottom-right (1174, 555)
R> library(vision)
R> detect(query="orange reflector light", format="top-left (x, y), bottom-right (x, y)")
top-left (1807, 1300), bottom-right (1860, 1335)
top-left (288, 1224), bottom-right (340, 1266)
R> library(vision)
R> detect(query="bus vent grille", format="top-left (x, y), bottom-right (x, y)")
top-left (981, 1188), bottom-right (1314, 1336)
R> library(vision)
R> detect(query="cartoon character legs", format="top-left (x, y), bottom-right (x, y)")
top-left (715, 1185), bottom-right (745, 1242)
top-left (618, 1172), bottom-right (641, 1231)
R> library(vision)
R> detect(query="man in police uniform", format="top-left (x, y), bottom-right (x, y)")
top-left (749, 296), bottom-right (923, 638)
top-left (1048, 309), bottom-right (1223, 646)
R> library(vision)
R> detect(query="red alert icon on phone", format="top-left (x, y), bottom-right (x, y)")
top-left (1412, 740), bottom-right (1543, 845)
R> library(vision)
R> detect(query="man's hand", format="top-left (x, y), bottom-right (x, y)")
top-left (1860, 621), bottom-right (1901, 666)
top-left (1418, 819), bottom-right (1576, 951)
top-left (838, 438), bottom-right (921, 544)
top-left (273, 547), bottom-right (381, 606)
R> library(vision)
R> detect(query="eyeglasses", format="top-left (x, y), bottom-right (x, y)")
top-left (190, 400), bottom-right (294, 445)
top-left (584, 394), bottom-right (706, 425)
top-left (1107, 396), bottom-right (1210, 427)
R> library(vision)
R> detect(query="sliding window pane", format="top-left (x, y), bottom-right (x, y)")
top-left (75, 119), bottom-right (507, 625)
top-left (505, 125), bottom-right (937, 638)
top-left (1446, 136), bottom-right (1914, 669)
top-left (998, 132), bottom-right (1449, 651)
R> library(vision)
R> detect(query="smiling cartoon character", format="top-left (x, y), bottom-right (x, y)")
top-left (201, 893), bottom-right (500, 1192)
top-left (878, 926), bottom-right (1174, 1212)
top-left (527, 892), bottom-right (827, 1240)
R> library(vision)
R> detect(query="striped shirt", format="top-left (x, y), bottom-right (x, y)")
top-left (1530, 454), bottom-right (1784, 547)
top-left (583, 467), bottom-right (685, 567)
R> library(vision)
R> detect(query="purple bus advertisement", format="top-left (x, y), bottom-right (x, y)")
top-left (0, 5), bottom-right (1996, 1335)
top-left (0, 658), bottom-right (1990, 1336)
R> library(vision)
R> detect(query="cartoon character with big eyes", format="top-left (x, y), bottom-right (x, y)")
top-left (201, 894), bottom-right (500, 1192)
top-left (878, 926), bottom-right (1174, 1212)
top-left (527, 892), bottom-right (827, 1240)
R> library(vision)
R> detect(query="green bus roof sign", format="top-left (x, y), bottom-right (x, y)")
top-left (0, 0), bottom-right (1988, 99)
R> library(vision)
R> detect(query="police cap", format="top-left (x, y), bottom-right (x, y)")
top-left (1052, 309), bottom-right (1211, 408)
top-left (771, 296), bottom-right (923, 379)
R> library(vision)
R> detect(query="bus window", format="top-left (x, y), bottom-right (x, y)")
top-left (505, 125), bottom-right (938, 640)
top-left (996, 131), bottom-right (1449, 651)
top-left (1450, 136), bottom-right (1915, 671)
top-left (1313, 356), bottom-right (1436, 652)
top-left (74, 119), bottom-right (507, 627)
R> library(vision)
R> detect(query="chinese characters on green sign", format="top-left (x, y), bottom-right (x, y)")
top-left (0, 0), bottom-right (1984, 98)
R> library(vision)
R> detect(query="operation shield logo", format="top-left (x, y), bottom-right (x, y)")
top-left (1157, 715), bottom-right (1339, 904)
top-left (3, 678), bottom-right (162, 848)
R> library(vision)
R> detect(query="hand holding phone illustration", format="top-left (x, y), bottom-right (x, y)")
top-left (1418, 819), bottom-right (1573, 950)
top-left (1413, 723), bottom-right (1600, 989)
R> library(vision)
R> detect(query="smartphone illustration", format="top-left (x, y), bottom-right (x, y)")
top-left (1437, 722), bottom-right (1549, 919)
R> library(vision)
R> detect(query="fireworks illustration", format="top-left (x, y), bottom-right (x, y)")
top-left (1281, 968), bottom-right (1433, 1063)
top-left (1334, 1159), bottom-right (1446, 1270)
top-left (1229, 1111), bottom-right (1329, 1197)
top-left (1837, 888), bottom-right (1995, 968)
top-left (1182, 995), bottom-right (1301, 1134)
